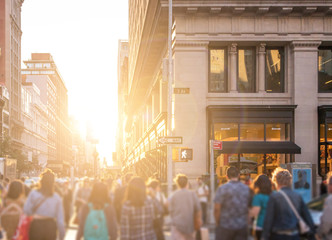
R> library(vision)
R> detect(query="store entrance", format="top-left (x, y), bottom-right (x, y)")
top-left (215, 153), bottom-right (291, 180)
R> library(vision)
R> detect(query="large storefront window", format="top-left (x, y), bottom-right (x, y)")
top-left (238, 48), bottom-right (256, 93)
top-left (319, 106), bottom-right (332, 176)
top-left (265, 48), bottom-right (284, 93)
top-left (209, 105), bottom-right (299, 179)
top-left (318, 48), bottom-right (332, 93)
top-left (209, 49), bottom-right (227, 92)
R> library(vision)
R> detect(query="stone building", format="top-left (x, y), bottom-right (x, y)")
top-left (22, 53), bottom-right (71, 174)
top-left (119, 0), bottom-right (332, 185)
top-left (21, 82), bottom-right (48, 168)
top-left (0, 0), bottom-right (25, 149)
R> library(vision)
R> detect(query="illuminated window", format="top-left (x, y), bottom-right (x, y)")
top-left (209, 48), bottom-right (227, 92)
top-left (266, 48), bottom-right (284, 93)
top-left (240, 123), bottom-right (264, 141)
top-left (238, 48), bottom-right (256, 93)
top-left (318, 48), bottom-right (332, 92)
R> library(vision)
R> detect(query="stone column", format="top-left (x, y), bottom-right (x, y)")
top-left (291, 41), bottom-right (321, 164)
top-left (229, 43), bottom-right (238, 93)
top-left (258, 43), bottom-right (266, 93)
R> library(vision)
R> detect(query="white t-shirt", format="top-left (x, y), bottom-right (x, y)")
top-left (197, 184), bottom-right (209, 203)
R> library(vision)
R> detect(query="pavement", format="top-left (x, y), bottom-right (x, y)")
top-left (64, 226), bottom-right (216, 240)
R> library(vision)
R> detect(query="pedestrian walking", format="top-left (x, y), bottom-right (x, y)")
top-left (24, 169), bottom-right (65, 240)
top-left (120, 176), bottom-right (157, 240)
top-left (114, 172), bottom-right (133, 223)
top-left (196, 177), bottom-right (209, 225)
top-left (249, 174), bottom-right (272, 240)
top-left (169, 174), bottom-right (202, 240)
top-left (147, 178), bottom-right (165, 240)
top-left (62, 181), bottom-right (73, 227)
top-left (76, 181), bottom-right (117, 240)
top-left (316, 174), bottom-right (332, 239)
top-left (262, 167), bottom-right (315, 240)
top-left (214, 166), bottom-right (250, 240)
top-left (0, 180), bottom-right (25, 239)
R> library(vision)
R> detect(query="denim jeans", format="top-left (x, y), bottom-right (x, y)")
top-left (270, 233), bottom-right (300, 240)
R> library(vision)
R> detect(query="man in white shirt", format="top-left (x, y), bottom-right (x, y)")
top-left (196, 177), bottom-right (209, 225)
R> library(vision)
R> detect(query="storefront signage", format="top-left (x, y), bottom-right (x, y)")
top-left (213, 140), bottom-right (223, 150)
top-left (174, 88), bottom-right (190, 94)
top-left (158, 136), bottom-right (183, 145)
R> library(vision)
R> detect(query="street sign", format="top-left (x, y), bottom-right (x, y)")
top-left (180, 148), bottom-right (193, 161)
top-left (158, 136), bottom-right (183, 145)
top-left (213, 140), bottom-right (223, 150)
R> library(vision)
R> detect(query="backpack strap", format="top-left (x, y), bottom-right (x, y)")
top-left (0, 202), bottom-right (23, 216)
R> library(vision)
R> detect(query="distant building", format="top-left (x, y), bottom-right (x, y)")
top-left (0, 0), bottom-right (25, 149)
top-left (22, 53), bottom-right (71, 174)
top-left (21, 82), bottom-right (48, 167)
top-left (120, 0), bottom-right (332, 184)
top-left (116, 40), bottom-right (129, 168)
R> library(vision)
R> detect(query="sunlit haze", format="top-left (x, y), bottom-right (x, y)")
top-left (21, 0), bottom-right (128, 165)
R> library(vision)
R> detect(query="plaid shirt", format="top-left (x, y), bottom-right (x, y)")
top-left (120, 199), bottom-right (157, 240)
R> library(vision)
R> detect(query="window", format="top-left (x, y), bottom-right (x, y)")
top-left (266, 48), bottom-right (284, 92)
top-left (238, 48), bottom-right (256, 92)
top-left (240, 123), bottom-right (264, 141)
top-left (266, 123), bottom-right (290, 141)
top-left (318, 106), bottom-right (332, 176)
top-left (209, 49), bottom-right (227, 92)
top-left (214, 123), bottom-right (238, 141)
top-left (318, 48), bottom-right (332, 92)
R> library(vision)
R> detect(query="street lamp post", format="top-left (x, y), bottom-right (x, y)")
top-left (167, 0), bottom-right (173, 197)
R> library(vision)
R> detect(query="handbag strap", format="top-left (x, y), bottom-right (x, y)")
top-left (32, 196), bottom-right (48, 214)
top-left (279, 190), bottom-right (303, 222)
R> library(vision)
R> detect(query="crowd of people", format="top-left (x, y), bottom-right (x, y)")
top-left (0, 167), bottom-right (331, 239)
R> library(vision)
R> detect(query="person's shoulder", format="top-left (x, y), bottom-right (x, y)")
top-left (52, 192), bottom-right (63, 201)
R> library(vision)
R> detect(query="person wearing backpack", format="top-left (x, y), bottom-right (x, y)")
top-left (76, 181), bottom-right (117, 240)
top-left (24, 169), bottom-right (65, 240)
top-left (0, 180), bottom-right (25, 239)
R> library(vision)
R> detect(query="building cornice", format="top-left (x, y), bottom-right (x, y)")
top-left (291, 40), bottom-right (322, 51)
top-left (174, 40), bottom-right (209, 47)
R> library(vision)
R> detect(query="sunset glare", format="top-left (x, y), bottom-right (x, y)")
top-left (21, 0), bottom-right (128, 165)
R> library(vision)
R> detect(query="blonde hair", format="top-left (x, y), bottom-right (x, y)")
top-left (272, 167), bottom-right (292, 187)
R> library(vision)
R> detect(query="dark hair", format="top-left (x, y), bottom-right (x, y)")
top-left (126, 177), bottom-right (146, 207)
top-left (147, 179), bottom-right (160, 190)
top-left (6, 180), bottom-right (24, 200)
top-left (175, 174), bottom-right (188, 188)
top-left (88, 182), bottom-right (110, 208)
top-left (39, 169), bottom-right (55, 197)
top-left (253, 175), bottom-right (272, 195)
top-left (124, 172), bottom-right (134, 184)
top-left (227, 167), bottom-right (239, 179)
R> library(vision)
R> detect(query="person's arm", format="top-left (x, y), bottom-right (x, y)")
top-left (105, 205), bottom-right (118, 240)
top-left (193, 192), bottom-right (202, 230)
top-left (250, 194), bottom-right (261, 219)
top-left (76, 204), bottom-right (88, 240)
top-left (299, 196), bottom-right (315, 235)
top-left (120, 203), bottom-right (130, 240)
top-left (262, 196), bottom-right (275, 240)
top-left (23, 190), bottom-right (34, 215)
top-left (214, 203), bottom-right (221, 226)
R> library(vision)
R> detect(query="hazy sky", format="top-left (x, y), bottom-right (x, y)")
top-left (21, 0), bottom-right (128, 164)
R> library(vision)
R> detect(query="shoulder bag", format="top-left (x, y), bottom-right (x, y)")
top-left (279, 190), bottom-right (310, 235)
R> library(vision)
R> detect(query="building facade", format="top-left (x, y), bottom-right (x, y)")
top-left (119, 0), bottom-right (332, 184)
top-left (21, 82), bottom-right (48, 167)
top-left (22, 53), bottom-right (71, 174)
top-left (116, 40), bottom-right (129, 168)
top-left (0, 0), bottom-right (24, 147)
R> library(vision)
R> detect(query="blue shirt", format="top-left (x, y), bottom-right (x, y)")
top-left (214, 181), bottom-right (250, 229)
top-left (252, 193), bottom-right (269, 228)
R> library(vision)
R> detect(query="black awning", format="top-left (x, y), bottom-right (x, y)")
top-left (216, 141), bottom-right (301, 154)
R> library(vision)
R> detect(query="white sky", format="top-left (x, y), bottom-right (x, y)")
top-left (21, 0), bottom-right (128, 165)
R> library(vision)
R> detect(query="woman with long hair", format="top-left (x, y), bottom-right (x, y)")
top-left (0, 180), bottom-right (25, 239)
top-left (76, 181), bottom-right (117, 240)
top-left (120, 176), bottom-right (157, 240)
top-left (250, 174), bottom-right (272, 240)
top-left (24, 169), bottom-right (65, 240)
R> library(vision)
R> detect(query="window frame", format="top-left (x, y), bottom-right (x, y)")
top-left (265, 47), bottom-right (285, 93)
top-left (208, 47), bottom-right (228, 93)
